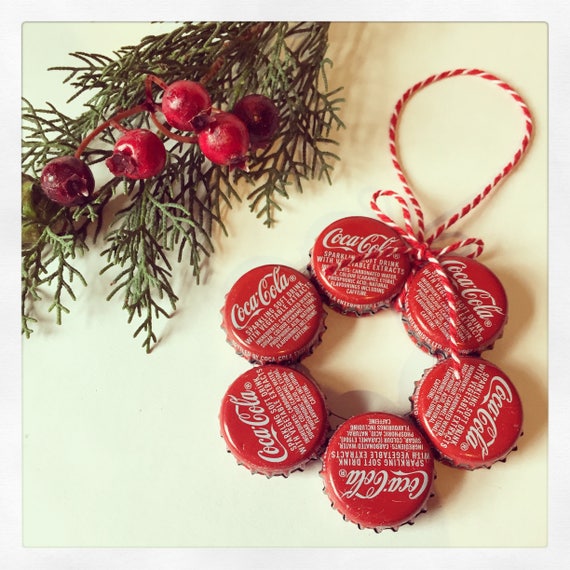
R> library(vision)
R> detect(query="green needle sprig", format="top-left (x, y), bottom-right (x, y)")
top-left (21, 21), bottom-right (345, 352)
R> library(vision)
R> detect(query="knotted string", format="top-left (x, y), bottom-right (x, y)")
top-left (371, 68), bottom-right (534, 379)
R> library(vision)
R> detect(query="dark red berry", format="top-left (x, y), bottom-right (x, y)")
top-left (40, 156), bottom-right (95, 207)
top-left (106, 129), bottom-right (166, 180)
top-left (161, 80), bottom-right (212, 132)
top-left (232, 94), bottom-right (279, 147)
top-left (198, 112), bottom-right (250, 169)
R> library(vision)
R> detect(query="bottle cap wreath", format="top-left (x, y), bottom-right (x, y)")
top-left (219, 68), bottom-right (533, 532)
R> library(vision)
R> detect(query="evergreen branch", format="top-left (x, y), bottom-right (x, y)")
top-left (22, 242), bottom-right (46, 337)
top-left (101, 183), bottom-right (181, 352)
top-left (22, 223), bottom-right (88, 333)
top-left (22, 21), bottom-right (345, 350)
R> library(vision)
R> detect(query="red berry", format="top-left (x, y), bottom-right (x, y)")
top-left (198, 112), bottom-right (250, 169)
top-left (106, 129), bottom-right (166, 180)
top-left (40, 156), bottom-right (95, 207)
top-left (232, 94), bottom-right (279, 147)
top-left (161, 80), bottom-right (212, 132)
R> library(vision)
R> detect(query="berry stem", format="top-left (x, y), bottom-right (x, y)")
top-left (145, 74), bottom-right (168, 103)
top-left (74, 103), bottom-right (150, 159)
top-left (109, 119), bottom-right (128, 133)
top-left (149, 112), bottom-right (198, 144)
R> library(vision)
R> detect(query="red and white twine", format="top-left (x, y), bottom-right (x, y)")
top-left (371, 68), bottom-right (534, 378)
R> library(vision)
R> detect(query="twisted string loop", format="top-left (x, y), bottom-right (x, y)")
top-left (372, 68), bottom-right (533, 378)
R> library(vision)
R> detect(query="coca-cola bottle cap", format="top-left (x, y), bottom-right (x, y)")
top-left (309, 216), bottom-right (411, 315)
top-left (221, 264), bottom-right (326, 364)
top-left (411, 356), bottom-right (523, 469)
top-left (320, 411), bottom-right (435, 531)
top-left (219, 365), bottom-right (329, 477)
top-left (402, 255), bottom-right (508, 356)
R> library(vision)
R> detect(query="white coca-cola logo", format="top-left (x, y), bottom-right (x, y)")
top-left (340, 468), bottom-right (430, 500)
top-left (229, 387), bottom-right (288, 463)
top-left (441, 259), bottom-right (504, 323)
top-left (322, 227), bottom-right (399, 256)
top-left (230, 266), bottom-right (295, 330)
top-left (462, 374), bottom-right (514, 458)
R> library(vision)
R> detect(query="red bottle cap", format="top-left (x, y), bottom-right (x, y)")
top-left (309, 216), bottom-right (411, 315)
top-left (219, 365), bottom-right (329, 477)
top-left (411, 356), bottom-right (523, 469)
top-left (221, 264), bottom-right (326, 364)
top-left (320, 412), bottom-right (435, 531)
top-left (403, 255), bottom-right (508, 356)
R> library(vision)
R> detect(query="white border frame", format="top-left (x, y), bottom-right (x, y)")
top-left (3, 1), bottom-right (568, 568)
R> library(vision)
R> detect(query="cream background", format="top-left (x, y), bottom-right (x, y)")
top-left (21, 22), bottom-right (548, 549)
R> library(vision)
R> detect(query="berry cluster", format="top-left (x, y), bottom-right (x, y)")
top-left (39, 75), bottom-right (279, 207)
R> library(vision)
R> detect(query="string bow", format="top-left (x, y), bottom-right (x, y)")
top-left (371, 68), bottom-right (533, 378)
